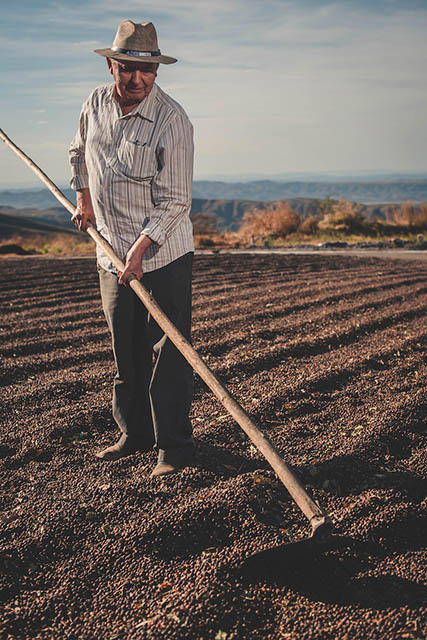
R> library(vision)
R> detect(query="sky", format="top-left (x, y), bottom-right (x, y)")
top-left (1, 0), bottom-right (426, 188)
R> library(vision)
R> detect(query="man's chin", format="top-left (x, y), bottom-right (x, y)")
top-left (126, 90), bottom-right (146, 98)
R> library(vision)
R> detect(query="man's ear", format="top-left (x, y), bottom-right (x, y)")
top-left (107, 58), bottom-right (114, 75)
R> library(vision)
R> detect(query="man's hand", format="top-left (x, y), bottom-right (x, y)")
top-left (119, 234), bottom-right (153, 286)
top-left (72, 188), bottom-right (95, 231)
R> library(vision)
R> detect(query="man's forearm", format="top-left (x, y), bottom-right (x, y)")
top-left (76, 187), bottom-right (92, 209)
top-left (118, 234), bottom-right (152, 285)
top-left (72, 188), bottom-right (95, 231)
top-left (131, 233), bottom-right (153, 257)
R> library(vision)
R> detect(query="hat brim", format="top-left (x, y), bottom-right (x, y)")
top-left (94, 48), bottom-right (177, 65)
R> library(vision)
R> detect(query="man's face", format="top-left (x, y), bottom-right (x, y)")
top-left (107, 58), bottom-right (158, 106)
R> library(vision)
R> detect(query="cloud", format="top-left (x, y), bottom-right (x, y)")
top-left (30, 81), bottom-right (102, 105)
top-left (1, 0), bottom-right (427, 180)
top-left (72, 40), bottom-right (102, 48)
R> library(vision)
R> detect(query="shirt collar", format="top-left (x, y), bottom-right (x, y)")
top-left (134, 83), bottom-right (158, 121)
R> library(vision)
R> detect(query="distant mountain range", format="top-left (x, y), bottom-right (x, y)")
top-left (192, 180), bottom-right (427, 203)
top-left (0, 178), bottom-right (426, 213)
top-left (195, 171), bottom-right (427, 182)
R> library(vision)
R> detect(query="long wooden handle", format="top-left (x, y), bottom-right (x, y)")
top-left (0, 127), bottom-right (329, 534)
top-left (0, 128), bottom-right (76, 218)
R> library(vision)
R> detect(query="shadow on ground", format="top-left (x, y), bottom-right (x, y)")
top-left (238, 537), bottom-right (427, 609)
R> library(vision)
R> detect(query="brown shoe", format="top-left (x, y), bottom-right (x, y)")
top-left (150, 462), bottom-right (178, 478)
top-left (95, 435), bottom-right (152, 461)
top-left (95, 443), bottom-right (134, 461)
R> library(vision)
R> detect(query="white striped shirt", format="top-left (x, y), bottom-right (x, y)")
top-left (69, 82), bottom-right (194, 273)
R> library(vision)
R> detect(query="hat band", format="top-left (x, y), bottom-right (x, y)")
top-left (111, 46), bottom-right (161, 57)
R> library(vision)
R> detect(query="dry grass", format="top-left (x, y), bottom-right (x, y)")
top-left (238, 201), bottom-right (300, 242)
top-left (194, 231), bottom-right (241, 249)
top-left (317, 198), bottom-right (365, 232)
top-left (3, 199), bottom-right (427, 257)
top-left (0, 232), bottom-right (94, 256)
top-left (391, 201), bottom-right (427, 227)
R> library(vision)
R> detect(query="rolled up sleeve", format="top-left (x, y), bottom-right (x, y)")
top-left (69, 107), bottom-right (89, 191)
top-left (141, 114), bottom-right (194, 246)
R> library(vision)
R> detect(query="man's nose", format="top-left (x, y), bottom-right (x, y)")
top-left (131, 70), bottom-right (143, 85)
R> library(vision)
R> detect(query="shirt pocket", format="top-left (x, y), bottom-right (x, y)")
top-left (116, 139), bottom-right (157, 181)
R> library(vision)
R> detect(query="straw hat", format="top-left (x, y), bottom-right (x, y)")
top-left (94, 20), bottom-right (177, 65)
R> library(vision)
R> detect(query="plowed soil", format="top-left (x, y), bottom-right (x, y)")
top-left (1, 253), bottom-right (426, 640)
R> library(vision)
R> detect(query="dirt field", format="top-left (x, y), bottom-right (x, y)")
top-left (1, 253), bottom-right (426, 640)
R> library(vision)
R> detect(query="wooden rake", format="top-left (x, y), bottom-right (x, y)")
top-left (1, 127), bottom-right (334, 565)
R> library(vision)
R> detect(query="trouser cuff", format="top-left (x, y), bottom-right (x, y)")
top-left (157, 444), bottom-right (195, 466)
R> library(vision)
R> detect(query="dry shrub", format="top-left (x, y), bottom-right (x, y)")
top-left (194, 234), bottom-right (216, 248)
top-left (0, 232), bottom-right (94, 255)
top-left (393, 201), bottom-right (417, 226)
top-left (392, 201), bottom-right (427, 228)
top-left (192, 212), bottom-right (224, 247)
top-left (299, 215), bottom-right (318, 234)
top-left (221, 231), bottom-right (241, 248)
top-left (191, 212), bottom-right (218, 235)
top-left (194, 231), bottom-right (241, 248)
top-left (238, 201), bottom-right (300, 242)
top-left (318, 198), bottom-right (365, 233)
top-left (419, 203), bottom-right (427, 228)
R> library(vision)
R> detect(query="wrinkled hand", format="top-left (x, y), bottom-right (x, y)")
top-left (72, 188), bottom-right (95, 231)
top-left (118, 234), bottom-right (153, 286)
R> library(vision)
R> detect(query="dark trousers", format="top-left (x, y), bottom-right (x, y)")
top-left (98, 252), bottom-right (194, 465)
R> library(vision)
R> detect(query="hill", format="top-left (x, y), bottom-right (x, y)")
top-left (1, 178), bottom-right (426, 213)
top-left (0, 209), bottom-right (78, 237)
top-left (0, 199), bottom-right (406, 237)
top-left (192, 179), bottom-right (427, 203)
top-left (0, 199), bottom-right (409, 237)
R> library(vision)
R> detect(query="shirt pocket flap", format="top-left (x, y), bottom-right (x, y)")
top-left (117, 139), bottom-right (157, 181)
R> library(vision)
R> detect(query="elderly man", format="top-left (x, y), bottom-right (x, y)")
top-left (69, 20), bottom-right (195, 477)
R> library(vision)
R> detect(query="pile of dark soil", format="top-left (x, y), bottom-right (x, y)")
top-left (0, 253), bottom-right (426, 639)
